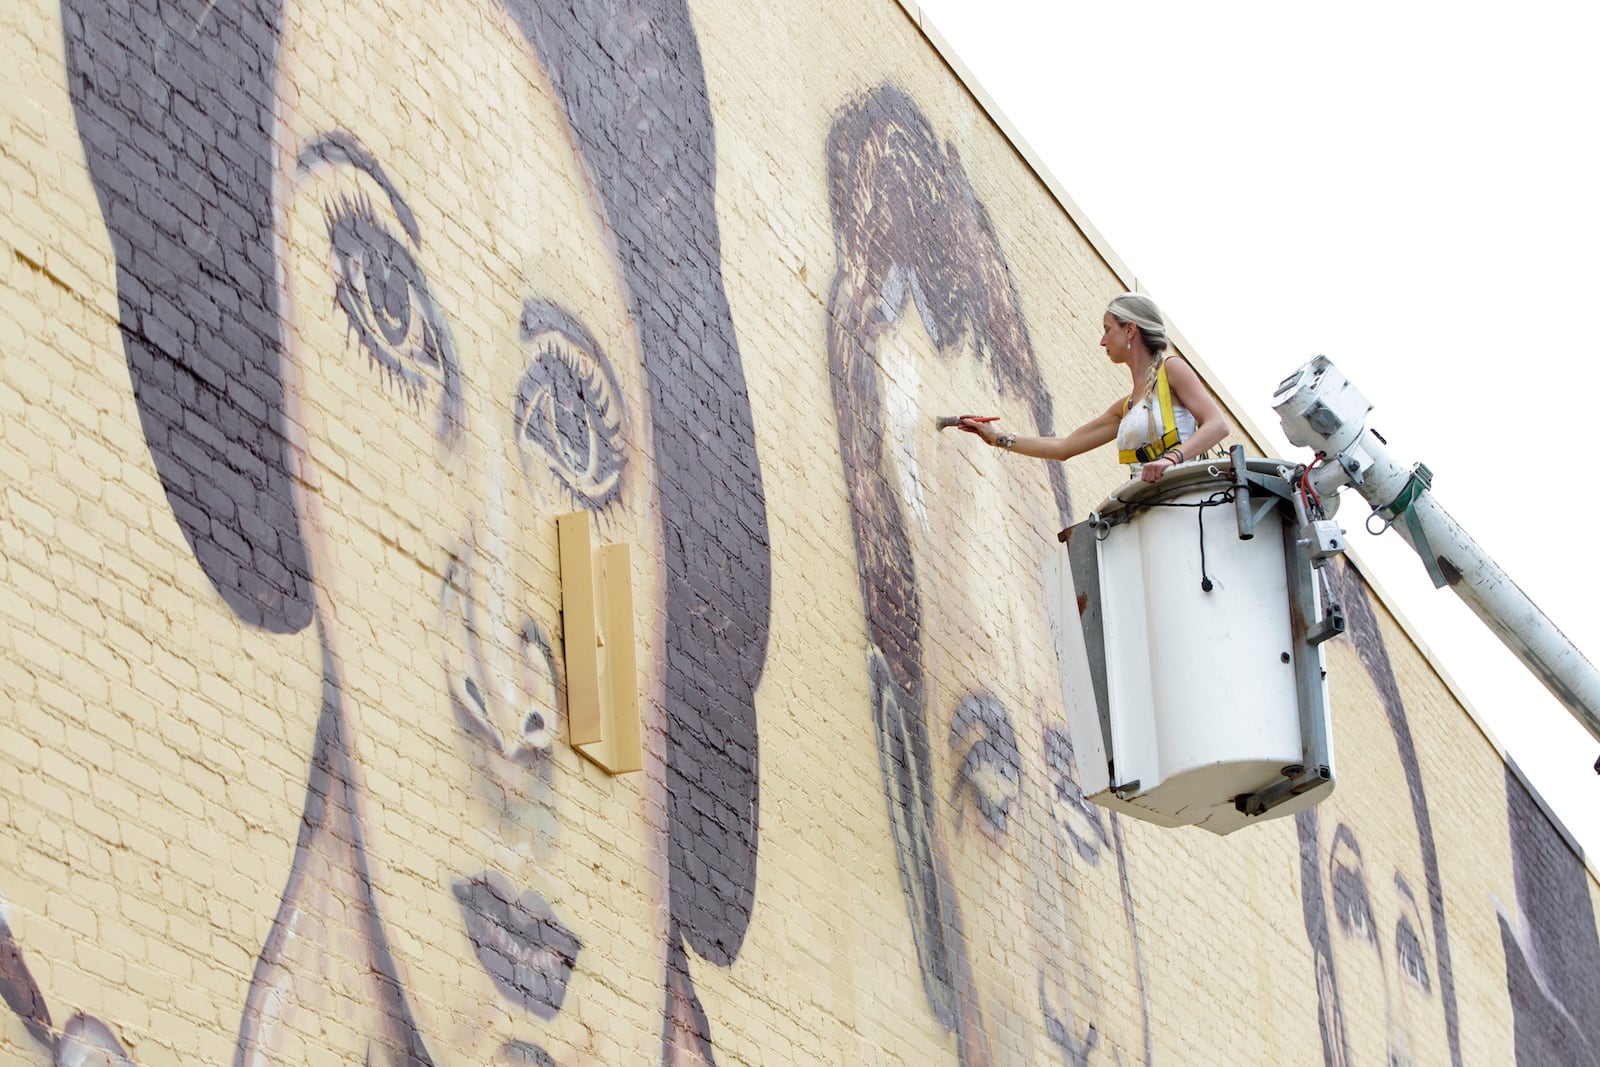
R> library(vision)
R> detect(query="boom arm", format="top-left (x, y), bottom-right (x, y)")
top-left (1272, 356), bottom-right (1600, 744)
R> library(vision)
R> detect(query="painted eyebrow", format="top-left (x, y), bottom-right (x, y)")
top-left (296, 130), bottom-right (421, 246)
top-left (1394, 872), bottom-right (1422, 913)
top-left (948, 690), bottom-right (1014, 743)
top-left (1329, 823), bottom-right (1363, 862)
top-left (521, 297), bottom-right (605, 356)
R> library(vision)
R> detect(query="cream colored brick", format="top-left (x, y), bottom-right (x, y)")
top-left (0, 0), bottom-right (1586, 1062)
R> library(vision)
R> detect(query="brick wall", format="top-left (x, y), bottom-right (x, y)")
top-left (2, 0), bottom-right (1594, 1063)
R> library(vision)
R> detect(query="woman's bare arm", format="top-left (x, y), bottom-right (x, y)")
top-left (1163, 356), bottom-right (1230, 461)
top-left (958, 398), bottom-right (1124, 461)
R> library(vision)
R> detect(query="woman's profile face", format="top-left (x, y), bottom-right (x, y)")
top-left (270, 0), bottom-right (669, 1059)
top-left (1100, 311), bottom-right (1134, 365)
top-left (1317, 642), bottom-right (1449, 1067)
top-left (875, 310), bottom-right (1147, 1064)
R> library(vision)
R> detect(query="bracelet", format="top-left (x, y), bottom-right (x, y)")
top-left (995, 432), bottom-right (1018, 450)
top-left (1164, 448), bottom-right (1183, 464)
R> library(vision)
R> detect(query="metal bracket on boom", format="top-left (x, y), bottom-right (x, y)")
top-left (1237, 764), bottom-right (1334, 817)
top-left (1306, 603), bottom-right (1346, 646)
top-left (1229, 445), bottom-right (1295, 540)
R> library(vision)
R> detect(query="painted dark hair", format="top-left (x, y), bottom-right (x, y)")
top-left (1500, 764), bottom-right (1600, 1065)
top-left (1297, 561), bottom-right (1462, 1067)
top-left (61, 0), bottom-right (766, 1041)
top-left (827, 83), bottom-right (1069, 706)
top-left (826, 83), bottom-right (1093, 1062)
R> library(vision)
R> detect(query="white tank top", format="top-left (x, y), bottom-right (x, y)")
top-left (1117, 394), bottom-right (1196, 471)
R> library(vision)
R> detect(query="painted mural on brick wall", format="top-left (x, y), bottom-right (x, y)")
top-left (12, 0), bottom-right (1600, 1064)
top-left (1500, 766), bottom-right (1600, 1065)
top-left (0, 903), bottom-right (133, 1065)
top-left (826, 83), bottom-right (1150, 1066)
top-left (23, 0), bottom-right (771, 1063)
top-left (1296, 563), bottom-right (1462, 1067)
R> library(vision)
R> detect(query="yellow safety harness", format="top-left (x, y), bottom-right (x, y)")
top-left (1118, 361), bottom-right (1183, 464)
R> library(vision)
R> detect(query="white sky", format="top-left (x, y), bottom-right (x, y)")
top-left (906, 0), bottom-right (1600, 857)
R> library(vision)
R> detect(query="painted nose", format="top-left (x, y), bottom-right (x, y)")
top-left (1038, 955), bottom-right (1100, 1066)
top-left (1380, 965), bottom-right (1413, 1067)
top-left (440, 524), bottom-right (560, 760)
top-left (1386, 1025), bottom-right (1414, 1067)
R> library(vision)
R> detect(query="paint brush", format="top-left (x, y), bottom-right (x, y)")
top-left (934, 415), bottom-right (998, 430)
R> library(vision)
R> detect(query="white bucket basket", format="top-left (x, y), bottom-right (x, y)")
top-left (1048, 456), bottom-right (1338, 834)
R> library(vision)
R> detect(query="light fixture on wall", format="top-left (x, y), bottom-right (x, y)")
top-left (557, 511), bottom-right (642, 774)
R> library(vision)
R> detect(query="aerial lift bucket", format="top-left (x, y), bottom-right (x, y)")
top-left (1048, 455), bottom-right (1340, 834)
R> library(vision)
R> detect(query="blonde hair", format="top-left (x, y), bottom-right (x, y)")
top-left (1108, 292), bottom-right (1172, 448)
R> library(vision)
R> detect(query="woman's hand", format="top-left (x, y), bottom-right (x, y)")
top-left (1141, 456), bottom-right (1178, 483)
top-left (957, 417), bottom-right (1001, 446)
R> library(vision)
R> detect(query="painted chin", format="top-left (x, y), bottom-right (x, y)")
top-left (454, 871), bottom-right (583, 1021)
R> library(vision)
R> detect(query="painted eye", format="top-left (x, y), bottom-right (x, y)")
top-left (516, 330), bottom-right (626, 509)
top-left (1043, 723), bottom-right (1109, 864)
top-left (949, 692), bottom-right (1020, 837)
top-left (1395, 916), bottom-right (1431, 993)
top-left (324, 190), bottom-right (447, 402)
top-left (1331, 862), bottom-right (1377, 945)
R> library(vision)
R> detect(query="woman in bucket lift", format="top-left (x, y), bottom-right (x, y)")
top-left (958, 292), bottom-right (1230, 483)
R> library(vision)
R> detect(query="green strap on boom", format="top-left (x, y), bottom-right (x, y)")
top-left (1375, 463), bottom-right (1448, 588)
top-left (1119, 361), bottom-right (1183, 464)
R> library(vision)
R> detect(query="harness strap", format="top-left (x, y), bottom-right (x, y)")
top-left (1118, 361), bottom-right (1183, 464)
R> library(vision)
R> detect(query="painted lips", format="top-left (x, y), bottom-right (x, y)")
top-left (454, 871), bottom-right (582, 1020)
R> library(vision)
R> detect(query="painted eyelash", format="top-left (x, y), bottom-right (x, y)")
top-left (322, 186), bottom-right (379, 241)
top-left (1331, 862), bottom-right (1377, 944)
top-left (1396, 916), bottom-right (1431, 993)
top-left (949, 694), bottom-right (1021, 838)
top-left (363, 343), bottom-right (428, 410)
top-left (517, 331), bottom-right (628, 512)
top-left (322, 189), bottom-right (435, 408)
top-left (537, 339), bottom-right (623, 439)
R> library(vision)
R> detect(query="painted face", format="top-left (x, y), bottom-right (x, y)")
top-left (875, 310), bottom-right (1148, 1065)
top-left (271, 0), bottom-right (668, 1061)
top-left (1100, 312), bottom-right (1137, 365)
top-left (1317, 642), bottom-right (1450, 1067)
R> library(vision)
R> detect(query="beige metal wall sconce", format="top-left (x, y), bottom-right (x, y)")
top-left (557, 511), bottom-right (643, 774)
